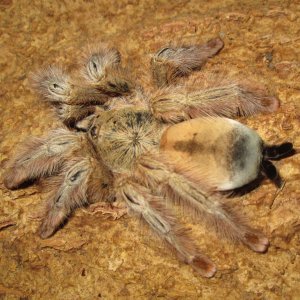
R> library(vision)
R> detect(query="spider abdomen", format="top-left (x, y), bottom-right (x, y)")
top-left (160, 117), bottom-right (263, 190)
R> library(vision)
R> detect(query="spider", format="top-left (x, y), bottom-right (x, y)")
top-left (3, 38), bottom-right (296, 278)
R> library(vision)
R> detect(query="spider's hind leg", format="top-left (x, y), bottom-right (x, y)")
top-left (116, 177), bottom-right (216, 278)
top-left (39, 158), bottom-right (91, 239)
top-left (135, 154), bottom-right (269, 254)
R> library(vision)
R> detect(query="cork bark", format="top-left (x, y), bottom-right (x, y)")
top-left (0, 0), bottom-right (299, 299)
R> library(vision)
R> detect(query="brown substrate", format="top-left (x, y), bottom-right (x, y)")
top-left (0, 1), bottom-right (299, 299)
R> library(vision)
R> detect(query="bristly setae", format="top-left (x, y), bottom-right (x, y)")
top-left (3, 37), bottom-right (296, 278)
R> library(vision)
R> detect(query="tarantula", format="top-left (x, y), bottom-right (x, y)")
top-left (3, 38), bottom-right (296, 277)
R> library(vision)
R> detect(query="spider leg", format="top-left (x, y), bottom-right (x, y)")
top-left (54, 103), bottom-right (97, 128)
top-left (150, 83), bottom-right (279, 123)
top-left (134, 154), bottom-right (269, 253)
top-left (40, 154), bottom-right (114, 239)
top-left (3, 129), bottom-right (81, 190)
top-left (151, 38), bottom-right (224, 87)
top-left (38, 158), bottom-right (91, 238)
top-left (30, 65), bottom-right (115, 128)
top-left (80, 44), bottom-right (135, 96)
top-left (80, 43), bottom-right (121, 82)
top-left (38, 154), bottom-right (113, 239)
top-left (116, 177), bottom-right (216, 277)
top-left (31, 49), bottom-right (135, 126)
top-left (4, 128), bottom-right (115, 237)
top-left (86, 66), bottom-right (134, 96)
top-left (31, 66), bottom-right (110, 105)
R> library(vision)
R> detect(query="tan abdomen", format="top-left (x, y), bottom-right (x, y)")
top-left (160, 118), bottom-right (263, 190)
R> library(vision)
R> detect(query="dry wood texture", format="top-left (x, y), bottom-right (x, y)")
top-left (0, 0), bottom-right (299, 299)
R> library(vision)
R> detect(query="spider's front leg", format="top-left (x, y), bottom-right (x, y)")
top-left (78, 43), bottom-right (135, 97)
top-left (31, 66), bottom-right (110, 127)
top-left (55, 103), bottom-right (99, 129)
top-left (116, 177), bottom-right (216, 278)
top-left (3, 130), bottom-right (114, 238)
top-left (31, 66), bottom-right (124, 127)
top-left (32, 66), bottom-right (110, 106)
top-left (151, 37), bottom-right (224, 87)
top-left (32, 45), bottom-right (135, 127)
top-left (33, 46), bottom-right (133, 105)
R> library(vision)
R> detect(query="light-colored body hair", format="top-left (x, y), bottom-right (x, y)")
top-left (151, 38), bottom-right (224, 87)
top-left (91, 108), bottom-right (166, 172)
top-left (132, 154), bottom-right (269, 253)
top-left (160, 117), bottom-right (263, 190)
top-left (31, 66), bottom-right (72, 103)
top-left (80, 43), bottom-right (121, 83)
top-left (4, 129), bottom-right (114, 239)
top-left (116, 176), bottom-right (216, 278)
top-left (151, 81), bottom-right (279, 123)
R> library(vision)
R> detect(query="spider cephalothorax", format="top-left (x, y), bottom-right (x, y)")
top-left (3, 38), bottom-right (296, 277)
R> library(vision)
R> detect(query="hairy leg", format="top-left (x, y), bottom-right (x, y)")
top-left (3, 129), bottom-right (81, 189)
top-left (151, 38), bottom-right (224, 87)
top-left (31, 46), bottom-right (135, 125)
top-left (80, 43), bottom-right (134, 96)
top-left (39, 158), bottom-right (92, 238)
top-left (39, 176), bottom-right (114, 239)
top-left (116, 177), bottom-right (216, 277)
top-left (31, 66), bottom-right (110, 105)
top-left (39, 154), bottom-right (114, 238)
top-left (4, 128), bottom-right (115, 237)
top-left (150, 83), bottom-right (279, 122)
top-left (55, 103), bottom-right (97, 128)
top-left (134, 154), bottom-right (269, 253)
top-left (80, 43), bottom-right (121, 83)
